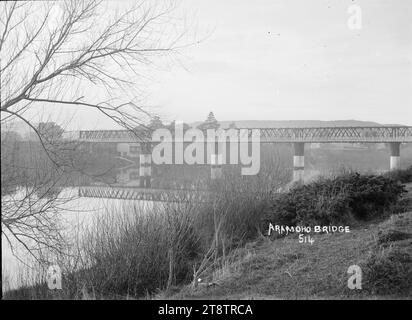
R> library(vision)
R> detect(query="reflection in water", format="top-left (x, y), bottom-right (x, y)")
top-left (112, 150), bottom-right (140, 186)
top-left (115, 162), bottom-right (140, 187)
top-left (96, 151), bottom-right (210, 190)
top-left (2, 144), bottom-right (289, 292)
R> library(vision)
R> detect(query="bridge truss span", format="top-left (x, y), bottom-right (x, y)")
top-left (258, 126), bottom-right (412, 143)
top-left (78, 126), bottom-right (412, 143)
top-left (77, 125), bottom-right (412, 186)
top-left (78, 186), bottom-right (210, 202)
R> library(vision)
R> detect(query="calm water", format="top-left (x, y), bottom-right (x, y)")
top-left (1, 187), bottom-right (157, 291)
top-left (2, 169), bottom-right (323, 292)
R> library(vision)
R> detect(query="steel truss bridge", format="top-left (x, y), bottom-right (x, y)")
top-left (78, 186), bottom-right (210, 202)
top-left (78, 126), bottom-right (412, 143)
top-left (256, 126), bottom-right (412, 143)
top-left (77, 125), bottom-right (412, 192)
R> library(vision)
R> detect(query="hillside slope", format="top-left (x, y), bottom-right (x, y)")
top-left (190, 119), bottom-right (385, 129)
top-left (169, 185), bottom-right (412, 300)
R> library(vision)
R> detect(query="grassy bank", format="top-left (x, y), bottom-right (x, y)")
top-left (168, 205), bottom-right (412, 299)
top-left (3, 167), bottom-right (412, 299)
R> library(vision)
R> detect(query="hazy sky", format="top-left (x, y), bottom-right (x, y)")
top-left (149, 0), bottom-right (412, 125)
top-left (23, 0), bottom-right (412, 129)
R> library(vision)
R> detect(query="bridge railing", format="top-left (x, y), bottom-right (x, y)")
top-left (78, 126), bottom-right (412, 143)
top-left (258, 126), bottom-right (412, 142)
top-left (78, 186), bottom-right (211, 202)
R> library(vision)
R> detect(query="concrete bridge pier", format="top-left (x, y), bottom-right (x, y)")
top-left (293, 142), bottom-right (305, 184)
top-left (389, 142), bottom-right (401, 171)
top-left (211, 154), bottom-right (223, 180)
top-left (139, 143), bottom-right (152, 188)
top-left (210, 141), bottom-right (223, 180)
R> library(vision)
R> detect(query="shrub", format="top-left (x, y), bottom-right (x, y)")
top-left (362, 247), bottom-right (412, 295)
top-left (264, 172), bottom-right (406, 227)
top-left (337, 173), bottom-right (406, 219)
top-left (77, 203), bottom-right (202, 297)
top-left (34, 167), bottom-right (284, 299)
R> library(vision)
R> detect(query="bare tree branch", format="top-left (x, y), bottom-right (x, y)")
top-left (1, 0), bottom-right (192, 262)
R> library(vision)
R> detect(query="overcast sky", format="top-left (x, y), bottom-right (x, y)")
top-left (24, 0), bottom-right (412, 129)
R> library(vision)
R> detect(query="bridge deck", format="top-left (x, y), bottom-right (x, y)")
top-left (77, 126), bottom-right (412, 143)
top-left (78, 186), bottom-right (211, 202)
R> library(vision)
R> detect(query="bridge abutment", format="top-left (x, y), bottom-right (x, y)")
top-left (293, 142), bottom-right (305, 184)
top-left (389, 142), bottom-right (401, 171)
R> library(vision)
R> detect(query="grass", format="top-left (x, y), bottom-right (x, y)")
top-left (168, 209), bottom-right (411, 300)
top-left (3, 167), bottom-right (281, 300)
top-left (3, 172), bottom-right (412, 300)
top-left (167, 182), bottom-right (412, 299)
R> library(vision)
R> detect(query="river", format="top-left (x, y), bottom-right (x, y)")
top-left (1, 187), bottom-right (157, 292)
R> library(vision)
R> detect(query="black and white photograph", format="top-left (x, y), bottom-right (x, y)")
top-left (1, 0), bottom-right (411, 307)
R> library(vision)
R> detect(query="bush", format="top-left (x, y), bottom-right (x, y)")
top-left (36, 168), bottom-right (282, 299)
top-left (362, 247), bottom-right (412, 295)
top-left (73, 203), bottom-right (202, 298)
top-left (338, 173), bottom-right (406, 219)
top-left (3, 161), bottom-right (288, 299)
top-left (265, 172), bottom-right (406, 226)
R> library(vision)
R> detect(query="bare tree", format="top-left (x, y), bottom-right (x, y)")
top-left (0, 0), bottom-right (190, 261)
top-left (1, 166), bottom-right (71, 264)
top-left (1, 0), bottom-right (188, 137)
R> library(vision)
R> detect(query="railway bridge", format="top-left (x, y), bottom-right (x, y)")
top-left (77, 124), bottom-right (412, 186)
